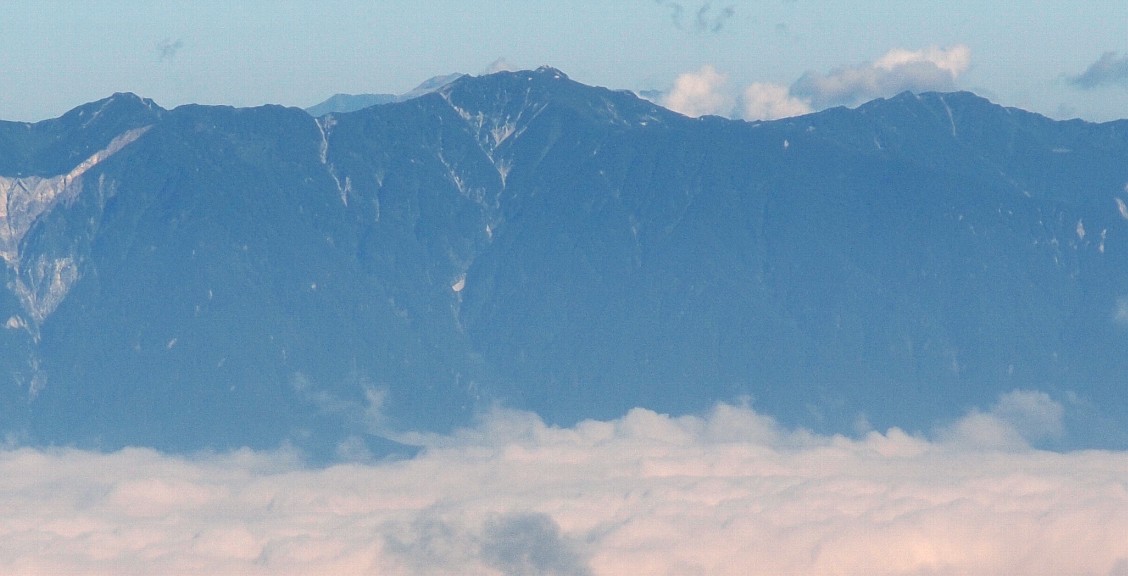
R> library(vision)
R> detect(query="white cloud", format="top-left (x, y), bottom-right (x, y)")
top-left (658, 45), bottom-right (968, 121)
top-left (874, 45), bottom-right (971, 77)
top-left (791, 45), bottom-right (972, 109)
top-left (2, 392), bottom-right (1128, 575)
top-left (661, 65), bottom-right (734, 118)
top-left (740, 82), bottom-right (812, 120)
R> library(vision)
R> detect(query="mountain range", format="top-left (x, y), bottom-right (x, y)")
top-left (2, 67), bottom-right (1127, 457)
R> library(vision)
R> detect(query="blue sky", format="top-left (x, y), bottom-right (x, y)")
top-left (4, 1), bottom-right (1128, 122)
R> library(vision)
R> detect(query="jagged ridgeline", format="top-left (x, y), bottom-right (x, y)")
top-left (2, 67), bottom-right (1128, 456)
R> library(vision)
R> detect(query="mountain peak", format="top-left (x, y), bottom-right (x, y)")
top-left (61, 92), bottom-right (164, 124)
top-left (533, 65), bottom-right (569, 79)
top-left (440, 66), bottom-right (671, 125)
top-left (0, 91), bottom-right (163, 176)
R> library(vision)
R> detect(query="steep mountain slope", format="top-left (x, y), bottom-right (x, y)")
top-left (3, 68), bottom-right (1128, 457)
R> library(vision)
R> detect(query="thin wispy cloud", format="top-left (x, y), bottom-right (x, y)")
top-left (1068, 52), bottom-right (1128, 89)
top-left (481, 57), bottom-right (520, 75)
top-left (656, 1), bottom-right (736, 33)
top-left (157, 38), bottom-right (184, 62)
top-left (2, 390), bottom-right (1127, 575)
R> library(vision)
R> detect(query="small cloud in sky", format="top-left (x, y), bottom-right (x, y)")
top-left (741, 82), bottom-right (812, 120)
top-left (656, 1), bottom-right (736, 33)
top-left (1068, 52), bottom-right (1128, 89)
top-left (2, 390), bottom-right (1128, 574)
top-left (157, 38), bottom-right (184, 62)
top-left (661, 65), bottom-right (734, 117)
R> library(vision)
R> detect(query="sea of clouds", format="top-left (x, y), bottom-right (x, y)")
top-left (3, 390), bottom-right (1127, 575)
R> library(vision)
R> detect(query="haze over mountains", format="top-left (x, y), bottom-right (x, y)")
top-left (2, 67), bottom-right (1127, 457)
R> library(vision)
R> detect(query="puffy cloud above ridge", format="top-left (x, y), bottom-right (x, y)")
top-left (741, 82), bottom-right (813, 121)
top-left (661, 65), bottom-right (735, 117)
top-left (2, 390), bottom-right (1127, 575)
top-left (655, 45), bottom-right (971, 121)
top-left (791, 44), bottom-right (971, 109)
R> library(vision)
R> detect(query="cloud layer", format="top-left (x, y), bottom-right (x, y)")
top-left (3, 391), bottom-right (1127, 575)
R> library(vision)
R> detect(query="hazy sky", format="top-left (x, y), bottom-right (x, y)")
top-left (4, 1), bottom-right (1128, 122)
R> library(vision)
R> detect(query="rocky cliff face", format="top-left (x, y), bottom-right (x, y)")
top-left (3, 71), bottom-right (1128, 457)
top-left (0, 126), bottom-right (150, 331)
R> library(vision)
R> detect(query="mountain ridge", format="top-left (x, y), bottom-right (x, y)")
top-left (3, 69), bottom-right (1128, 458)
